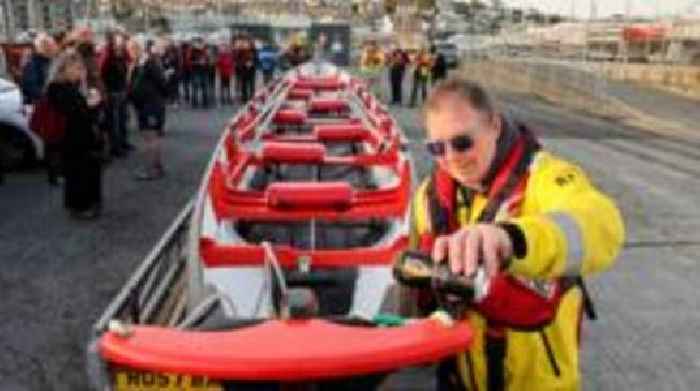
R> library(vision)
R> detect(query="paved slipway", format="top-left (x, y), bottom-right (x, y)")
top-left (0, 107), bottom-right (230, 390)
top-left (1, 82), bottom-right (699, 390)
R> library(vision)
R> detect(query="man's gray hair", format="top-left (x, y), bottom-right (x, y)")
top-left (423, 77), bottom-right (497, 118)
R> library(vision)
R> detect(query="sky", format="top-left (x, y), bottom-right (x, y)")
top-left (504, 0), bottom-right (700, 18)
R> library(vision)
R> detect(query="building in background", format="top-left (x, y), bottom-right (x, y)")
top-left (1, 0), bottom-right (76, 41)
top-left (40, 0), bottom-right (75, 32)
top-left (393, 0), bottom-right (424, 49)
top-left (12, 1), bottom-right (33, 33)
top-left (1, 1), bottom-right (12, 41)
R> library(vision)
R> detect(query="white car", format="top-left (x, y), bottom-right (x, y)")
top-left (0, 77), bottom-right (44, 168)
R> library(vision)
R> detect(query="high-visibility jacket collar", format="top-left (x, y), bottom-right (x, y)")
top-left (430, 118), bottom-right (540, 232)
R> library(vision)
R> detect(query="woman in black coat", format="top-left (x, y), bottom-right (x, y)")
top-left (46, 50), bottom-right (103, 219)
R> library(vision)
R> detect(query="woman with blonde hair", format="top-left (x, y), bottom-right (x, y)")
top-left (46, 49), bottom-right (103, 219)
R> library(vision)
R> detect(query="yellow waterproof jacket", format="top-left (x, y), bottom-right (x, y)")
top-left (409, 151), bottom-right (625, 391)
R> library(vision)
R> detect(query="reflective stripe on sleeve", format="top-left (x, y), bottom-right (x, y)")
top-left (549, 212), bottom-right (584, 276)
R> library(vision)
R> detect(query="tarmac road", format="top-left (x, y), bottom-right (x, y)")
top-left (498, 94), bottom-right (700, 390)
top-left (1, 80), bottom-right (699, 390)
top-left (0, 106), bottom-right (232, 390)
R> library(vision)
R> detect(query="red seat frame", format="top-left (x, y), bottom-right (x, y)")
top-left (100, 319), bottom-right (473, 382)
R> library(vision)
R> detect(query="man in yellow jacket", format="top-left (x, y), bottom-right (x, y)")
top-left (407, 78), bottom-right (624, 390)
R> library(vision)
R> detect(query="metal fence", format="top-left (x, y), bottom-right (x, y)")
top-left (92, 200), bottom-right (194, 335)
top-left (459, 56), bottom-right (620, 117)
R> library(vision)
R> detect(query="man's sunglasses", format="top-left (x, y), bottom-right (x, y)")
top-left (425, 134), bottom-right (475, 157)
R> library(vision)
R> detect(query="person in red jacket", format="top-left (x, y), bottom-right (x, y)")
top-left (217, 43), bottom-right (235, 105)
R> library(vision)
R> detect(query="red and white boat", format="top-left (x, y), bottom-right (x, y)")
top-left (89, 63), bottom-right (473, 390)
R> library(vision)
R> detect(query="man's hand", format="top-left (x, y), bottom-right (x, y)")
top-left (87, 88), bottom-right (101, 107)
top-left (432, 224), bottom-right (514, 278)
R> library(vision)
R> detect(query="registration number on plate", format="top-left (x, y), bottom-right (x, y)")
top-left (113, 370), bottom-right (223, 391)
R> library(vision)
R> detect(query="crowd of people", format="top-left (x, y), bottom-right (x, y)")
top-left (360, 41), bottom-right (448, 107)
top-left (160, 34), bottom-right (317, 108)
top-left (14, 28), bottom-right (178, 219)
top-left (6, 27), bottom-right (338, 220)
top-left (8, 28), bottom-right (228, 219)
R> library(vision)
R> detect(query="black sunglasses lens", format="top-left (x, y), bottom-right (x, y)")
top-left (450, 135), bottom-right (474, 152)
top-left (426, 141), bottom-right (446, 156)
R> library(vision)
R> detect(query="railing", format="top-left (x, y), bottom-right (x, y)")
top-left (262, 241), bottom-right (288, 319)
top-left (92, 200), bottom-right (194, 334)
top-left (459, 58), bottom-right (619, 117)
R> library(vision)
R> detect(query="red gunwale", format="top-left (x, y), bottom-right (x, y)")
top-left (100, 319), bottom-right (473, 381)
top-left (199, 235), bottom-right (409, 268)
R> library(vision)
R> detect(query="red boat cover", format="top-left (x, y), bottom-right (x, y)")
top-left (100, 319), bottom-right (473, 381)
